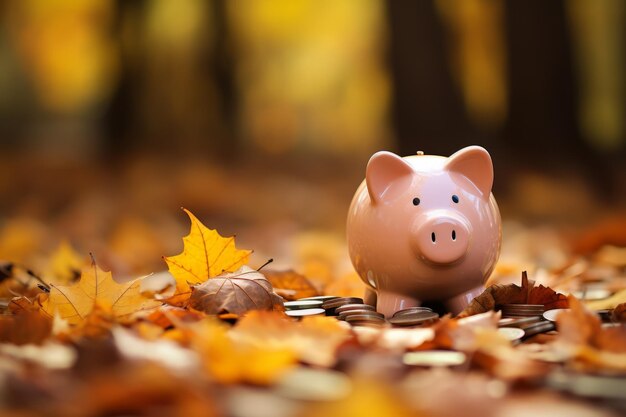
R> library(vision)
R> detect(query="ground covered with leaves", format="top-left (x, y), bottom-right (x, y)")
top-left (1, 205), bottom-right (626, 417)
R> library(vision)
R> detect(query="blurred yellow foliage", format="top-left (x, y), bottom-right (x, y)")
top-left (8, 0), bottom-right (118, 112)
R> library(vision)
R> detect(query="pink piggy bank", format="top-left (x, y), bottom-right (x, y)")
top-left (346, 146), bottom-right (501, 317)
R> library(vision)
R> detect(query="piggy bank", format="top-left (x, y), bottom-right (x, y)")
top-left (346, 146), bottom-right (501, 317)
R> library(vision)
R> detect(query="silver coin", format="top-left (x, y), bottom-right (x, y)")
top-left (338, 309), bottom-right (380, 321)
top-left (284, 300), bottom-right (324, 310)
top-left (275, 367), bottom-right (352, 402)
top-left (403, 350), bottom-right (466, 367)
top-left (299, 295), bottom-right (340, 302)
top-left (547, 371), bottom-right (626, 401)
top-left (543, 308), bottom-right (569, 322)
top-left (498, 316), bottom-right (542, 328)
top-left (388, 311), bottom-right (439, 327)
top-left (346, 313), bottom-right (385, 324)
top-left (336, 303), bottom-right (375, 314)
top-left (322, 297), bottom-right (363, 310)
top-left (498, 327), bottom-right (525, 341)
top-left (285, 308), bottom-right (326, 317)
top-left (392, 307), bottom-right (433, 317)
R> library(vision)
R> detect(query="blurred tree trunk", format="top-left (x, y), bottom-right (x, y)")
top-left (502, 0), bottom-right (616, 198)
top-left (387, 0), bottom-right (478, 157)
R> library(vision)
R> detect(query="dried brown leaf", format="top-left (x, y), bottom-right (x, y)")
top-left (188, 266), bottom-right (284, 315)
top-left (459, 271), bottom-right (568, 317)
top-left (612, 303), bottom-right (626, 323)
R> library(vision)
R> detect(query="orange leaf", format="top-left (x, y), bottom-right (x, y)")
top-left (263, 269), bottom-right (319, 300)
top-left (40, 258), bottom-right (160, 324)
top-left (0, 310), bottom-right (51, 345)
top-left (232, 310), bottom-right (351, 367)
top-left (163, 209), bottom-right (252, 296)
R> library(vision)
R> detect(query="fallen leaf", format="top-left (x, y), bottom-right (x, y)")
top-left (232, 310), bottom-right (352, 367)
top-left (188, 266), bottom-right (283, 316)
top-left (189, 317), bottom-right (297, 385)
top-left (554, 296), bottom-right (626, 372)
top-left (145, 305), bottom-right (205, 329)
top-left (301, 377), bottom-right (415, 417)
top-left (0, 310), bottom-right (52, 345)
top-left (40, 258), bottom-right (161, 324)
top-left (264, 269), bottom-right (319, 300)
top-left (612, 303), bottom-right (626, 323)
top-left (44, 241), bottom-right (84, 285)
top-left (459, 271), bottom-right (568, 317)
top-left (164, 209), bottom-right (252, 299)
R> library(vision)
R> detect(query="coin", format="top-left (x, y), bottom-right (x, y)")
top-left (338, 308), bottom-right (379, 321)
top-left (542, 308), bottom-right (569, 322)
top-left (547, 371), bottom-right (626, 401)
top-left (322, 297), bottom-right (364, 313)
top-left (388, 311), bottom-right (439, 327)
top-left (392, 307), bottom-right (433, 317)
top-left (345, 313), bottom-right (385, 326)
top-left (299, 295), bottom-right (340, 302)
top-left (335, 304), bottom-right (375, 315)
top-left (521, 321), bottom-right (555, 338)
top-left (403, 350), bottom-right (466, 367)
top-left (345, 312), bottom-right (385, 321)
top-left (500, 305), bottom-right (545, 317)
top-left (285, 308), bottom-right (326, 317)
top-left (498, 327), bottom-right (525, 341)
top-left (498, 316), bottom-right (542, 328)
top-left (284, 300), bottom-right (324, 310)
top-left (275, 367), bottom-right (352, 402)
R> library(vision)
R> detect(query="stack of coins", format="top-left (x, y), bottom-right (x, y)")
top-left (284, 299), bottom-right (326, 318)
top-left (335, 303), bottom-right (375, 320)
top-left (321, 297), bottom-right (364, 315)
top-left (322, 297), bottom-right (385, 326)
top-left (388, 307), bottom-right (439, 327)
top-left (498, 307), bottom-right (556, 340)
top-left (345, 311), bottom-right (385, 326)
top-left (499, 304), bottom-right (545, 317)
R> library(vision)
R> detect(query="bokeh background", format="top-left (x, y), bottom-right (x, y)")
top-left (0, 0), bottom-right (624, 282)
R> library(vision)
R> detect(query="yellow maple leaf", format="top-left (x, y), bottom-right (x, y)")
top-left (163, 209), bottom-right (252, 295)
top-left (45, 240), bottom-right (85, 285)
top-left (41, 259), bottom-right (160, 325)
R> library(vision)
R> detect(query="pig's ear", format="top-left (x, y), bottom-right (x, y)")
top-left (445, 146), bottom-right (493, 197)
top-left (366, 151), bottom-right (414, 204)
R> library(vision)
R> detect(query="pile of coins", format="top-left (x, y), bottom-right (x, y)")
top-left (497, 304), bottom-right (555, 341)
top-left (284, 296), bottom-right (441, 328)
top-left (499, 304), bottom-right (545, 317)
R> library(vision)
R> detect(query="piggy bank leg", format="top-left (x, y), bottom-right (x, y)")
top-left (376, 290), bottom-right (419, 318)
top-left (444, 286), bottom-right (484, 315)
top-left (364, 287), bottom-right (377, 307)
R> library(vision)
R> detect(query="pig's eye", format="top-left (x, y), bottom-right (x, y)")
top-left (412, 197), bottom-right (420, 206)
top-left (452, 195), bottom-right (459, 203)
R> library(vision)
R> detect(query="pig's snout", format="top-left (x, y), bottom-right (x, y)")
top-left (412, 211), bottom-right (470, 265)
